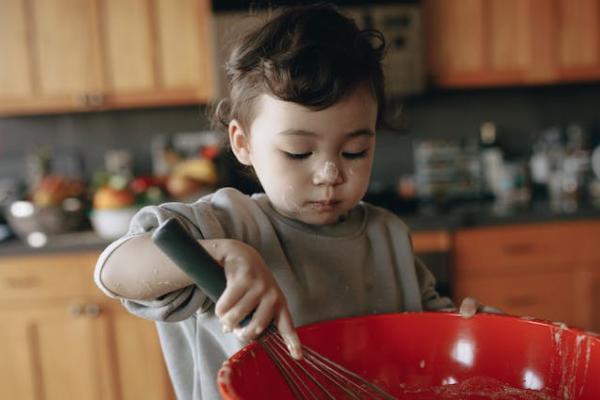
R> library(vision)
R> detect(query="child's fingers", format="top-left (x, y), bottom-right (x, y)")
top-left (220, 288), bottom-right (262, 331)
top-left (480, 305), bottom-right (504, 314)
top-left (459, 297), bottom-right (479, 319)
top-left (235, 292), bottom-right (277, 341)
top-left (275, 306), bottom-right (303, 360)
top-left (215, 283), bottom-right (247, 320)
top-left (459, 297), bottom-right (503, 318)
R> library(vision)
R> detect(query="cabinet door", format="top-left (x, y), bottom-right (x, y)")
top-left (0, 302), bottom-right (118, 400)
top-left (590, 270), bottom-right (600, 334)
top-left (31, 0), bottom-right (104, 102)
top-left (454, 270), bottom-right (576, 326)
top-left (556, 0), bottom-right (600, 81)
top-left (100, 0), bottom-right (155, 93)
top-left (100, 0), bottom-right (214, 108)
top-left (154, 0), bottom-right (214, 101)
top-left (425, 0), bottom-right (555, 87)
top-left (0, 0), bottom-right (34, 100)
top-left (101, 299), bottom-right (175, 400)
top-left (425, 0), bottom-right (486, 84)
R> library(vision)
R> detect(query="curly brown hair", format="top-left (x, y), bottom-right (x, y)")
top-left (213, 3), bottom-right (387, 134)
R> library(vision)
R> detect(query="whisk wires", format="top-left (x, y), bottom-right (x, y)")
top-left (259, 326), bottom-right (396, 400)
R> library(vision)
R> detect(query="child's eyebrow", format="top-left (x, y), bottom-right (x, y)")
top-left (278, 129), bottom-right (375, 138)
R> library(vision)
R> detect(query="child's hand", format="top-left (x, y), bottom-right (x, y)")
top-left (208, 239), bottom-right (303, 360)
top-left (459, 297), bottom-right (504, 318)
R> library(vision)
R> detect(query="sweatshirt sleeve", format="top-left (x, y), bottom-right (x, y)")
top-left (94, 189), bottom-right (241, 322)
top-left (415, 256), bottom-right (455, 311)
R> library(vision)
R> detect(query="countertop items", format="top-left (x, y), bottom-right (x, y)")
top-left (1, 199), bottom-right (599, 257)
top-left (401, 200), bottom-right (600, 231)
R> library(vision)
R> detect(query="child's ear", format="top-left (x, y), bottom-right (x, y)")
top-left (228, 119), bottom-right (252, 166)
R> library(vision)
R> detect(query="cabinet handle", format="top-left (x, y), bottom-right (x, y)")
top-left (69, 304), bottom-right (84, 317)
top-left (85, 303), bottom-right (101, 317)
top-left (74, 93), bottom-right (88, 107)
top-left (3, 276), bottom-right (39, 289)
top-left (87, 92), bottom-right (104, 107)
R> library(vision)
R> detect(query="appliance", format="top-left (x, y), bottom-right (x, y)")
top-left (211, 0), bottom-right (425, 99)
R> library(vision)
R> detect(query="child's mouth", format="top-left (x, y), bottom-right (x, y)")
top-left (307, 200), bottom-right (341, 212)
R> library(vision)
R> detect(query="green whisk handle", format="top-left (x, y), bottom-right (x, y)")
top-left (152, 218), bottom-right (252, 327)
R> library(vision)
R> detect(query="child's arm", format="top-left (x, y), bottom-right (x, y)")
top-left (98, 234), bottom-right (303, 359)
top-left (98, 232), bottom-right (225, 300)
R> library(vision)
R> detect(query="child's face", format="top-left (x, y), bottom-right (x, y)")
top-left (230, 85), bottom-right (377, 225)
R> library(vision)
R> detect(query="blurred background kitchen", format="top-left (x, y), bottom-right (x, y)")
top-left (1, 0), bottom-right (600, 399)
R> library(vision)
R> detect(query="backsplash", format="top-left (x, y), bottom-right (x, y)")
top-left (1, 83), bottom-right (600, 192)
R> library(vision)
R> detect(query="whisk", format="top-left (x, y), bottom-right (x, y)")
top-left (153, 218), bottom-right (396, 400)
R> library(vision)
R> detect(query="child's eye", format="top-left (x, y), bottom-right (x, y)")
top-left (283, 151), bottom-right (312, 160)
top-left (342, 150), bottom-right (368, 159)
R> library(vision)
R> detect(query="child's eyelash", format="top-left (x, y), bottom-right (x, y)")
top-left (282, 150), bottom-right (368, 160)
top-left (342, 150), bottom-right (368, 159)
top-left (283, 151), bottom-right (312, 160)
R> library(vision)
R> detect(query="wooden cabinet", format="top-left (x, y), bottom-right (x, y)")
top-left (425, 0), bottom-right (600, 87)
top-left (589, 271), bottom-right (600, 333)
top-left (0, 0), bottom-right (214, 116)
top-left (556, 0), bottom-right (600, 81)
top-left (100, 0), bottom-right (214, 109)
top-left (0, 251), bottom-right (174, 400)
top-left (0, 0), bottom-right (36, 100)
top-left (0, 301), bottom-right (117, 400)
top-left (453, 221), bottom-right (600, 332)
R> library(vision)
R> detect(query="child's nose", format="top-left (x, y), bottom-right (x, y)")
top-left (312, 161), bottom-right (343, 186)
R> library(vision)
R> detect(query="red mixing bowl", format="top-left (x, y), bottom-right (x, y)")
top-left (218, 312), bottom-right (600, 399)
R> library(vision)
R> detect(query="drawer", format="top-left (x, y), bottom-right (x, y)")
top-left (454, 222), bottom-right (581, 273)
top-left (411, 230), bottom-right (451, 253)
top-left (454, 270), bottom-right (576, 327)
top-left (0, 252), bottom-right (101, 302)
top-left (576, 221), bottom-right (600, 263)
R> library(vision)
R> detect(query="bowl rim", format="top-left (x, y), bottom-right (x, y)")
top-left (217, 311), bottom-right (600, 399)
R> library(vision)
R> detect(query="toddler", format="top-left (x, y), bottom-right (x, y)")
top-left (94, 4), bottom-right (462, 399)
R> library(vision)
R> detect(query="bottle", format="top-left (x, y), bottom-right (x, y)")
top-left (479, 122), bottom-right (504, 198)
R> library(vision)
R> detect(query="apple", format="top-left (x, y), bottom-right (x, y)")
top-left (32, 176), bottom-right (85, 208)
top-left (93, 186), bottom-right (136, 209)
top-left (166, 175), bottom-right (202, 199)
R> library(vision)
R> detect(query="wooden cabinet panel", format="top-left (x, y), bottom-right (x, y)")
top-left (455, 270), bottom-right (576, 326)
top-left (109, 302), bottom-right (174, 400)
top-left (101, 0), bottom-right (155, 92)
top-left (454, 221), bottom-right (600, 332)
top-left (155, 0), bottom-right (213, 96)
top-left (411, 230), bottom-right (451, 253)
top-left (488, 0), bottom-right (529, 71)
top-left (426, 0), bottom-right (544, 86)
top-left (34, 303), bottom-right (117, 400)
top-left (0, 0), bottom-right (214, 116)
top-left (425, 0), bottom-right (485, 77)
top-left (31, 0), bottom-right (103, 96)
top-left (425, 0), bottom-right (600, 87)
top-left (454, 222), bottom-right (578, 273)
top-left (557, 0), bottom-right (600, 80)
top-left (575, 221), bottom-right (600, 263)
top-left (0, 253), bottom-right (174, 400)
top-left (0, 252), bottom-right (99, 302)
top-left (0, 302), bottom-right (118, 400)
top-left (590, 270), bottom-right (600, 334)
top-left (0, 0), bottom-right (34, 98)
top-left (0, 315), bottom-right (37, 400)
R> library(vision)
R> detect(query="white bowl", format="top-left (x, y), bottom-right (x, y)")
top-left (90, 207), bottom-right (139, 239)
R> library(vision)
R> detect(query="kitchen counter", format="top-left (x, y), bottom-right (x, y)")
top-left (1, 200), bottom-right (599, 256)
top-left (0, 231), bottom-right (111, 257)
top-left (400, 201), bottom-right (600, 231)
